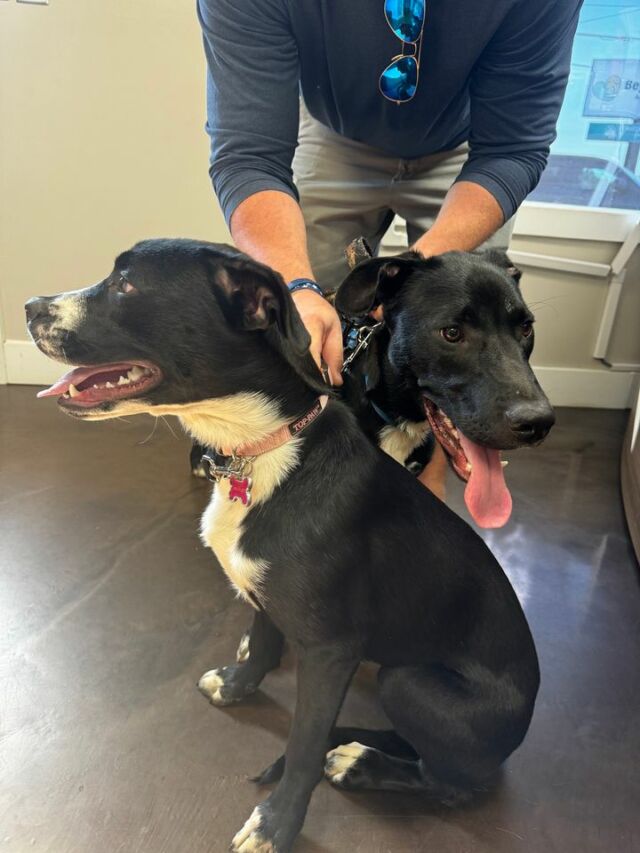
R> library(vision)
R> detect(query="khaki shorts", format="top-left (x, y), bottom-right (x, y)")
top-left (293, 102), bottom-right (514, 292)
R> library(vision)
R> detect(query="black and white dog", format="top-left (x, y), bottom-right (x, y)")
top-left (27, 239), bottom-right (540, 853)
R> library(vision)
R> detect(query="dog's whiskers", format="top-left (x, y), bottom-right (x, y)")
top-left (159, 416), bottom-right (180, 440)
top-left (527, 296), bottom-right (566, 310)
top-left (138, 417), bottom-right (159, 446)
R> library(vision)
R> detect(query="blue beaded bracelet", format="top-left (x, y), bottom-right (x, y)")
top-left (287, 278), bottom-right (324, 298)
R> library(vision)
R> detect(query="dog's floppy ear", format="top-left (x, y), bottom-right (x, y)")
top-left (335, 253), bottom-right (420, 316)
top-left (477, 248), bottom-right (522, 285)
top-left (210, 257), bottom-right (311, 355)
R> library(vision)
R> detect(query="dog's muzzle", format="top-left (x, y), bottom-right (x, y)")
top-left (25, 296), bottom-right (54, 325)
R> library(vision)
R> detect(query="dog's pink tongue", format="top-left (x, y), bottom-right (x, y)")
top-left (36, 366), bottom-right (92, 398)
top-left (458, 434), bottom-right (512, 529)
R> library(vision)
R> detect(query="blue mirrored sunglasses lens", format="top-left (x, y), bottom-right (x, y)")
top-left (380, 56), bottom-right (418, 102)
top-left (384, 0), bottom-right (425, 43)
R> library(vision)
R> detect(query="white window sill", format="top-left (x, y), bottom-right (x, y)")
top-left (514, 202), bottom-right (640, 243)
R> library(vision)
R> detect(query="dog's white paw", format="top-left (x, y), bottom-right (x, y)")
top-left (231, 806), bottom-right (277, 852)
top-left (197, 669), bottom-right (230, 706)
top-left (324, 741), bottom-right (368, 785)
top-left (198, 663), bottom-right (261, 706)
top-left (236, 630), bottom-right (251, 663)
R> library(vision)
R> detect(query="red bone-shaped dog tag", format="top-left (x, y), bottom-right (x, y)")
top-left (229, 476), bottom-right (252, 507)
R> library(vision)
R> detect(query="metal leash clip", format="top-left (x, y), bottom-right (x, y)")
top-left (201, 452), bottom-right (255, 507)
top-left (342, 321), bottom-right (384, 374)
top-left (201, 451), bottom-right (245, 482)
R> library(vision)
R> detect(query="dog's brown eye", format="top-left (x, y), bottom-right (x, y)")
top-left (521, 320), bottom-right (533, 338)
top-left (441, 326), bottom-right (463, 343)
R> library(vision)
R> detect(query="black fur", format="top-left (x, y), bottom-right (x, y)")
top-left (27, 240), bottom-right (540, 853)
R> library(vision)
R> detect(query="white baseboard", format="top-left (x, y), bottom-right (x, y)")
top-left (2, 339), bottom-right (637, 409)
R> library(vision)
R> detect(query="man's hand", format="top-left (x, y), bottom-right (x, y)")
top-left (292, 289), bottom-right (343, 386)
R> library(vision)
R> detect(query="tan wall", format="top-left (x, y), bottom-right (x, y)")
top-left (0, 0), bottom-right (229, 343)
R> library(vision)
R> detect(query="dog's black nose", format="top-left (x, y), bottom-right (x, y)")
top-left (25, 296), bottom-right (53, 323)
top-left (506, 401), bottom-right (555, 444)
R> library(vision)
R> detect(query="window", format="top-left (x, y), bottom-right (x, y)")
top-left (528, 0), bottom-right (640, 210)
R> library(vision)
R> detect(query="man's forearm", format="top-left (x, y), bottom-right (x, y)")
top-left (412, 181), bottom-right (504, 256)
top-left (229, 190), bottom-right (315, 283)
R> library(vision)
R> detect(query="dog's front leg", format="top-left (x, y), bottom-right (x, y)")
top-left (198, 610), bottom-right (284, 706)
top-left (231, 646), bottom-right (358, 853)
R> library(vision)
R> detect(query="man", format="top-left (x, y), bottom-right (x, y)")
top-left (196, 0), bottom-right (581, 493)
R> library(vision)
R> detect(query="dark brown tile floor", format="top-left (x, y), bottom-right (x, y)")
top-left (1, 385), bottom-right (639, 853)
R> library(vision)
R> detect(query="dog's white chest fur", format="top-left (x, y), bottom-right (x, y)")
top-left (194, 433), bottom-right (301, 606)
top-left (200, 480), bottom-right (268, 606)
top-left (379, 418), bottom-right (430, 464)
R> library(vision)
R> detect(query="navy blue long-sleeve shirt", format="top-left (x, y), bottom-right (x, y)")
top-left (197, 0), bottom-right (582, 226)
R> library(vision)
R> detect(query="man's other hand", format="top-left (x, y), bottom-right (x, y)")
top-left (291, 289), bottom-right (343, 386)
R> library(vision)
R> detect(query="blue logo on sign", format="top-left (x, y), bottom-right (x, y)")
top-left (592, 75), bottom-right (622, 103)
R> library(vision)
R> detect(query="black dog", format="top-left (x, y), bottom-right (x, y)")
top-left (27, 240), bottom-right (540, 853)
top-left (336, 248), bottom-right (555, 528)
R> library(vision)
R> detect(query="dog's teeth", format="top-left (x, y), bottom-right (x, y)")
top-left (105, 381), bottom-right (115, 388)
top-left (117, 374), bottom-right (130, 386)
top-left (93, 384), bottom-right (99, 389)
top-left (63, 392), bottom-right (70, 399)
top-left (443, 417), bottom-right (453, 428)
top-left (501, 460), bottom-right (509, 468)
top-left (465, 463), bottom-right (472, 473)
top-left (451, 429), bottom-right (459, 439)
top-left (68, 383), bottom-right (80, 398)
top-left (127, 365), bottom-right (144, 382)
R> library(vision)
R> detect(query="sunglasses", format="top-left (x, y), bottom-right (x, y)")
top-left (379, 0), bottom-right (426, 104)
